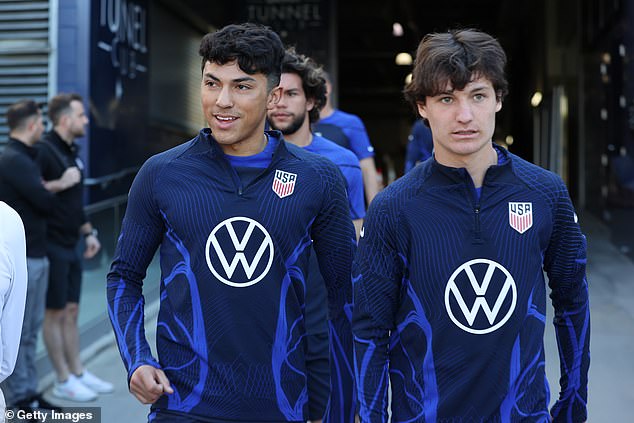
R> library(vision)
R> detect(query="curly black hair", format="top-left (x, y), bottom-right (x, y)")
top-left (281, 48), bottom-right (327, 124)
top-left (199, 23), bottom-right (284, 90)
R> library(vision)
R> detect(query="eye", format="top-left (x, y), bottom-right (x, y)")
top-left (440, 96), bottom-right (453, 104)
top-left (236, 84), bottom-right (251, 90)
top-left (204, 80), bottom-right (218, 88)
top-left (473, 93), bottom-right (486, 101)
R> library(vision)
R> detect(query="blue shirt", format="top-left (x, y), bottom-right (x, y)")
top-left (404, 120), bottom-right (434, 173)
top-left (304, 134), bottom-right (365, 220)
top-left (107, 130), bottom-right (356, 422)
top-left (353, 144), bottom-right (590, 422)
top-left (314, 109), bottom-right (375, 161)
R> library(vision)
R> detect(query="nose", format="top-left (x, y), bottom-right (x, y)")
top-left (275, 91), bottom-right (288, 108)
top-left (216, 85), bottom-right (233, 108)
top-left (456, 100), bottom-right (474, 123)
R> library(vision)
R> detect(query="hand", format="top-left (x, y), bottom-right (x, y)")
top-left (129, 365), bottom-right (174, 404)
top-left (83, 233), bottom-right (101, 259)
top-left (60, 167), bottom-right (81, 189)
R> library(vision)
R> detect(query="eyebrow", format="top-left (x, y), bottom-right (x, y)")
top-left (203, 73), bottom-right (257, 84)
top-left (437, 84), bottom-right (490, 96)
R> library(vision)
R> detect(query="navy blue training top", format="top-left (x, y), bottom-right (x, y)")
top-left (107, 130), bottom-right (357, 423)
top-left (353, 144), bottom-right (590, 422)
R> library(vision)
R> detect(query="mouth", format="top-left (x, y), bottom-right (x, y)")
top-left (214, 114), bottom-right (238, 122)
top-left (452, 129), bottom-right (478, 138)
top-left (270, 112), bottom-right (292, 119)
top-left (213, 114), bottom-right (239, 129)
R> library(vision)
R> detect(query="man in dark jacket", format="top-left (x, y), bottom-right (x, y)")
top-left (0, 99), bottom-right (79, 411)
top-left (37, 93), bottom-right (113, 402)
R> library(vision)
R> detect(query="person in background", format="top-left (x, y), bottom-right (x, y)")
top-left (267, 47), bottom-right (364, 422)
top-left (353, 28), bottom-right (589, 422)
top-left (37, 93), bottom-right (113, 402)
top-left (107, 23), bottom-right (356, 422)
top-left (0, 99), bottom-right (80, 412)
top-left (315, 73), bottom-right (381, 205)
top-left (0, 202), bottom-right (28, 421)
top-left (403, 118), bottom-right (433, 173)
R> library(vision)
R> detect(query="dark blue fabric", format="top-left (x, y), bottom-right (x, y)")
top-left (353, 144), bottom-right (590, 422)
top-left (314, 110), bottom-right (375, 160)
top-left (108, 130), bottom-right (356, 422)
top-left (404, 120), bottom-right (434, 173)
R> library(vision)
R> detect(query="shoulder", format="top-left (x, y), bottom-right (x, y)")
top-left (330, 109), bottom-right (365, 129)
top-left (0, 202), bottom-right (25, 243)
top-left (370, 163), bottom-right (429, 215)
top-left (310, 135), bottom-right (360, 168)
top-left (141, 136), bottom-right (200, 171)
top-left (509, 152), bottom-right (567, 194)
top-left (285, 141), bottom-right (344, 185)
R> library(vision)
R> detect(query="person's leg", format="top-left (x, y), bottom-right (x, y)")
top-left (1, 257), bottom-right (48, 405)
top-left (43, 246), bottom-right (72, 382)
top-left (44, 245), bottom-right (96, 402)
top-left (63, 253), bottom-right (113, 393)
top-left (43, 307), bottom-right (70, 382)
top-left (62, 302), bottom-right (82, 375)
top-left (63, 254), bottom-right (83, 375)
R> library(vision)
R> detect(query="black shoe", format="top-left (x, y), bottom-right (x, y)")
top-left (28, 393), bottom-right (63, 411)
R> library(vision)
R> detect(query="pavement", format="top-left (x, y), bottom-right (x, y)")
top-left (20, 211), bottom-right (634, 422)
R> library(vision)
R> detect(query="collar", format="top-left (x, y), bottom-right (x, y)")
top-left (7, 137), bottom-right (38, 158)
top-left (427, 143), bottom-right (516, 186)
top-left (199, 128), bottom-right (292, 162)
top-left (46, 130), bottom-right (79, 155)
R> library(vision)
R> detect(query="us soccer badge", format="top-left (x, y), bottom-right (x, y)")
top-left (508, 202), bottom-right (533, 234)
top-left (272, 169), bottom-right (297, 199)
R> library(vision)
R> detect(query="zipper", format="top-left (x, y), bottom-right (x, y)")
top-left (474, 203), bottom-right (483, 243)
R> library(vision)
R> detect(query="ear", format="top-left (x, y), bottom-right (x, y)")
top-left (267, 86), bottom-right (282, 110)
top-left (416, 101), bottom-right (428, 120)
top-left (495, 98), bottom-right (502, 112)
top-left (306, 97), bottom-right (315, 112)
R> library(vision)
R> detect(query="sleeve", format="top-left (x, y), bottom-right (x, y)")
top-left (344, 115), bottom-right (375, 161)
top-left (404, 132), bottom-right (421, 173)
top-left (341, 162), bottom-right (366, 220)
top-left (543, 180), bottom-right (590, 423)
top-left (404, 122), bottom-right (433, 173)
top-left (352, 193), bottom-right (403, 423)
top-left (310, 164), bottom-right (357, 423)
top-left (106, 159), bottom-right (164, 383)
top-left (1, 155), bottom-right (55, 212)
top-left (0, 205), bottom-right (27, 383)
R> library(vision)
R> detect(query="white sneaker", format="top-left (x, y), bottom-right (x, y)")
top-left (52, 375), bottom-right (98, 402)
top-left (77, 370), bottom-right (114, 394)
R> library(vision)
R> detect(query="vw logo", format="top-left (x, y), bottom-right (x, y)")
top-left (444, 258), bottom-right (517, 335)
top-left (205, 217), bottom-right (274, 288)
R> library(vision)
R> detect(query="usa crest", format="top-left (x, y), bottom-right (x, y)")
top-left (272, 169), bottom-right (297, 199)
top-left (508, 202), bottom-right (533, 234)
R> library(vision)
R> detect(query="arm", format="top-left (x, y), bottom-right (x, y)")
top-left (544, 182), bottom-right (590, 423)
top-left (1, 154), bottom-right (55, 212)
top-left (343, 116), bottom-right (380, 205)
top-left (43, 166), bottom-right (81, 193)
top-left (106, 160), bottom-right (166, 397)
top-left (341, 159), bottom-right (365, 241)
top-left (352, 195), bottom-right (402, 423)
top-left (0, 205), bottom-right (27, 383)
top-left (80, 222), bottom-right (101, 259)
top-left (311, 166), bottom-right (357, 423)
top-left (360, 157), bottom-right (380, 205)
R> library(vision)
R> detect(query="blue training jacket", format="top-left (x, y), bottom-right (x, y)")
top-left (107, 129), bottom-right (356, 423)
top-left (353, 144), bottom-right (590, 423)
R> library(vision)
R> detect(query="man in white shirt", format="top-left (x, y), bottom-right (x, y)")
top-left (0, 201), bottom-right (28, 421)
